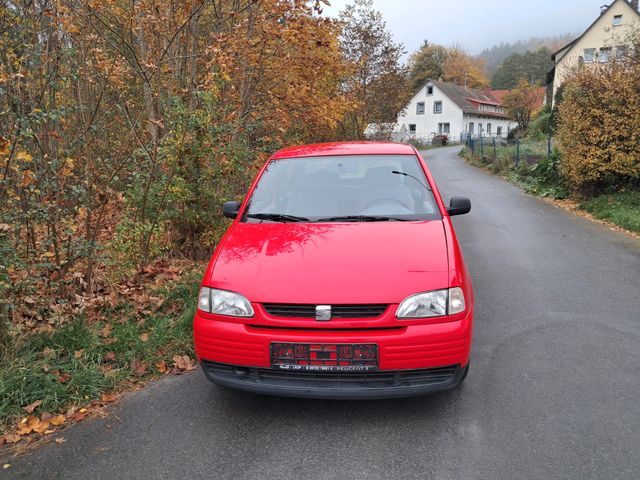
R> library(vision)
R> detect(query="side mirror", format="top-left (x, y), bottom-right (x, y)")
top-left (222, 201), bottom-right (241, 219)
top-left (447, 197), bottom-right (471, 216)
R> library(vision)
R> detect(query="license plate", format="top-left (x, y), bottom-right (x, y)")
top-left (270, 343), bottom-right (378, 372)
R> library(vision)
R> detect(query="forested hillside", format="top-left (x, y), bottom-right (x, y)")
top-left (478, 34), bottom-right (575, 76)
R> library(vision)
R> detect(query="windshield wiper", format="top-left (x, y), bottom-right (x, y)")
top-left (246, 213), bottom-right (309, 223)
top-left (316, 215), bottom-right (408, 223)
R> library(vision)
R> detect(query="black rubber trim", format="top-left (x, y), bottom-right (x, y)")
top-left (201, 360), bottom-right (466, 399)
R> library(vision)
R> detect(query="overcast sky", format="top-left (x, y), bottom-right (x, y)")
top-left (321, 0), bottom-right (612, 57)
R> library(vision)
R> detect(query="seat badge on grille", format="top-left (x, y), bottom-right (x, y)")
top-left (315, 305), bottom-right (332, 321)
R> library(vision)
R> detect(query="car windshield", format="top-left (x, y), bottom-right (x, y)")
top-left (243, 155), bottom-right (442, 222)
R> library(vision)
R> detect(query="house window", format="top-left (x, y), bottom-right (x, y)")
top-left (468, 122), bottom-right (474, 134)
top-left (584, 48), bottom-right (596, 63)
top-left (438, 123), bottom-right (450, 134)
top-left (497, 126), bottom-right (503, 137)
top-left (409, 124), bottom-right (417, 135)
top-left (433, 101), bottom-right (443, 114)
top-left (616, 46), bottom-right (627, 60)
top-left (427, 85), bottom-right (434, 95)
top-left (612, 15), bottom-right (622, 26)
top-left (599, 47), bottom-right (611, 63)
top-left (416, 102), bottom-right (425, 115)
top-left (487, 123), bottom-right (492, 135)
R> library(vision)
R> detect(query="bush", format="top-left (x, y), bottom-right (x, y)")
top-left (432, 134), bottom-right (449, 146)
top-left (557, 60), bottom-right (640, 194)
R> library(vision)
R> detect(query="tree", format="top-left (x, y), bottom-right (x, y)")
top-left (338, 0), bottom-right (409, 139)
top-left (408, 41), bottom-right (448, 90)
top-left (408, 42), bottom-right (488, 90)
top-left (442, 47), bottom-right (489, 89)
top-left (503, 78), bottom-right (543, 131)
top-left (491, 47), bottom-right (554, 89)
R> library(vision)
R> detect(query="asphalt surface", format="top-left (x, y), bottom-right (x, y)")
top-left (3, 146), bottom-right (640, 479)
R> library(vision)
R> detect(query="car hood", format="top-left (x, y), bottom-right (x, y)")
top-left (208, 221), bottom-right (449, 304)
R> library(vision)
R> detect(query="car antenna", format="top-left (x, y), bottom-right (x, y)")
top-left (392, 171), bottom-right (432, 191)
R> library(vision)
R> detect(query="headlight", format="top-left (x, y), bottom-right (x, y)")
top-left (396, 287), bottom-right (465, 318)
top-left (197, 287), bottom-right (254, 317)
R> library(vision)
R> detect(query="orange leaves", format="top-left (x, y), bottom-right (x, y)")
top-left (172, 355), bottom-right (197, 373)
top-left (130, 358), bottom-right (148, 377)
top-left (557, 57), bottom-right (640, 191)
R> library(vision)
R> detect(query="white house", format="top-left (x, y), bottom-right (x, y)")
top-left (396, 80), bottom-right (515, 142)
top-left (550, 0), bottom-right (640, 104)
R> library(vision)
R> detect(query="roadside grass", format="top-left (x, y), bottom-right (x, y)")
top-left (460, 147), bottom-right (640, 235)
top-left (0, 267), bottom-right (201, 434)
top-left (461, 147), bottom-right (569, 200)
top-left (580, 191), bottom-right (640, 234)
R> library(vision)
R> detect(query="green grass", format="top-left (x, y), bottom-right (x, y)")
top-left (0, 271), bottom-right (200, 432)
top-left (580, 191), bottom-right (640, 234)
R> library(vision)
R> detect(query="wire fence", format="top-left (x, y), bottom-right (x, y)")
top-left (465, 136), bottom-right (555, 166)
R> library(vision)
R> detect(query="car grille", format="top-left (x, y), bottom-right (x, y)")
top-left (262, 303), bottom-right (388, 319)
top-left (202, 361), bottom-right (459, 389)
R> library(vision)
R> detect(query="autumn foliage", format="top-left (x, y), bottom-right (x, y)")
top-left (0, 0), bottom-right (399, 332)
top-left (556, 57), bottom-right (640, 193)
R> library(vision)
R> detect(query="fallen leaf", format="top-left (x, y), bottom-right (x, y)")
top-left (4, 434), bottom-right (21, 444)
top-left (55, 437), bottom-right (66, 444)
top-left (100, 324), bottom-right (113, 338)
top-left (49, 415), bottom-right (66, 426)
top-left (139, 332), bottom-right (149, 343)
top-left (172, 355), bottom-right (197, 372)
top-left (3, 464), bottom-right (10, 469)
top-left (40, 411), bottom-right (52, 421)
top-left (57, 373), bottom-right (71, 383)
top-left (22, 399), bottom-right (42, 414)
top-left (101, 393), bottom-right (118, 403)
top-left (103, 351), bottom-right (116, 362)
top-left (72, 412), bottom-right (87, 422)
top-left (155, 360), bottom-right (167, 373)
top-left (74, 349), bottom-right (84, 359)
top-left (131, 358), bottom-right (147, 377)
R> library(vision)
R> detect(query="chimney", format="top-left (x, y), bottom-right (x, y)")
top-left (600, 4), bottom-right (608, 14)
top-left (631, 0), bottom-right (639, 12)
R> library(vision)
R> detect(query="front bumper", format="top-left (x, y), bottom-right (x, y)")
top-left (194, 308), bottom-right (472, 399)
top-left (201, 360), bottom-right (466, 399)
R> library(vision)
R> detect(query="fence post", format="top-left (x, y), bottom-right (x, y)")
top-left (547, 136), bottom-right (552, 160)
top-left (480, 135), bottom-right (484, 157)
top-left (515, 139), bottom-right (520, 167)
top-left (493, 137), bottom-right (497, 159)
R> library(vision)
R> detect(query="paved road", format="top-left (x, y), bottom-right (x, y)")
top-left (4, 146), bottom-right (640, 479)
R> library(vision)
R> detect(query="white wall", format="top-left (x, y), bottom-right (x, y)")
top-left (397, 82), bottom-right (514, 141)
top-left (397, 83), bottom-right (465, 139)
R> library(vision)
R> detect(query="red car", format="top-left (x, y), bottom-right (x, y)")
top-left (194, 142), bottom-right (473, 399)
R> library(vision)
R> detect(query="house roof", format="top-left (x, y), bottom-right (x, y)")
top-left (490, 87), bottom-right (547, 111)
top-left (430, 80), bottom-right (509, 119)
top-left (551, 0), bottom-right (640, 61)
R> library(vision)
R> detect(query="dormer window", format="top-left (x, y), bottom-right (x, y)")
top-left (612, 15), bottom-right (622, 26)
top-left (427, 85), bottom-right (434, 95)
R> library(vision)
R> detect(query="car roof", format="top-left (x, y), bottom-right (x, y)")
top-left (271, 142), bottom-right (416, 159)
